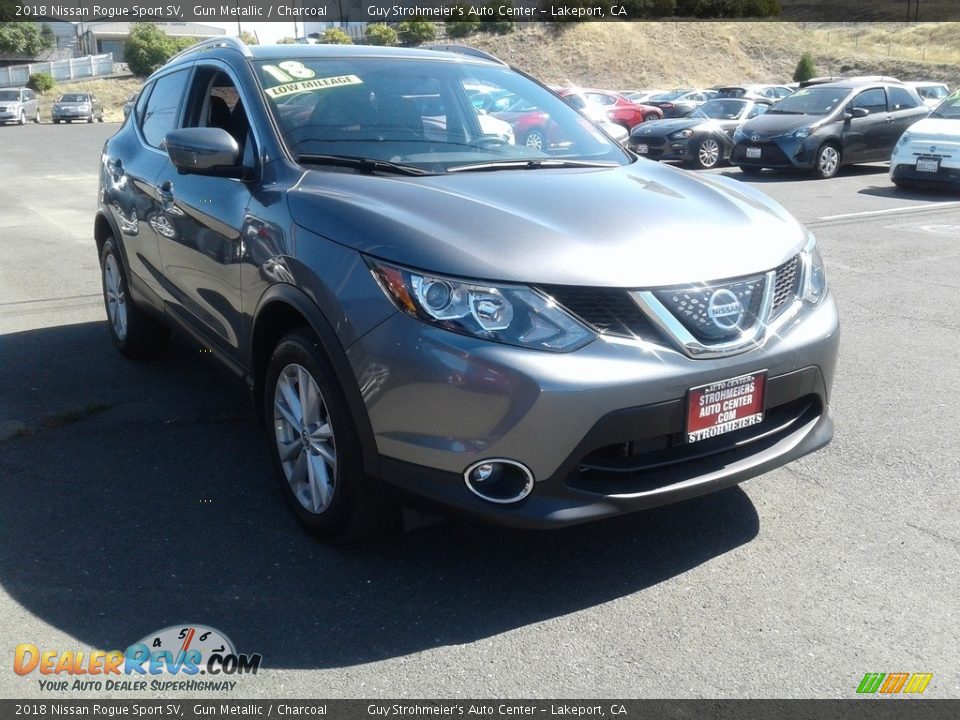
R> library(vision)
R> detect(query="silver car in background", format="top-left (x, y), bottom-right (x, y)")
top-left (0, 87), bottom-right (40, 125)
top-left (52, 92), bottom-right (104, 123)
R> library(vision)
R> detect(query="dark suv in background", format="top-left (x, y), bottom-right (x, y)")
top-left (731, 79), bottom-right (928, 178)
top-left (96, 38), bottom-right (839, 542)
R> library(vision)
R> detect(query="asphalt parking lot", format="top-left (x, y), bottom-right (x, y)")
top-left (1, 123), bottom-right (959, 699)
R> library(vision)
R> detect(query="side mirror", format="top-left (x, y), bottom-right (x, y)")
top-left (845, 107), bottom-right (869, 119)
top-left (165, 127), bottom-right (242, 178)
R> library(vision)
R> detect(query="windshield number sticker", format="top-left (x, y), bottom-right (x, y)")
top-left (264, 75), bottom-right (363, 99)
top-left (262, 61), bottom-right (317, 84)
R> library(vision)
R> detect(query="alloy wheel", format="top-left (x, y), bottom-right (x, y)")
top-left (103, 253), bottom-right (128, 340)
top-left (818, 146), bottom-right (839, 177)
top-left (698, 138), bottom-right (720, 168)
top-left (273, 363), bottom-right (337, 515)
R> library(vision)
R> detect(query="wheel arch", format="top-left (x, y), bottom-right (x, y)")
top-left (249, 284), bottom-right (380, 478)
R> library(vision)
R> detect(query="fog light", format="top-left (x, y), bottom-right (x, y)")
top-left (464, 459), bottom-right (534, 504)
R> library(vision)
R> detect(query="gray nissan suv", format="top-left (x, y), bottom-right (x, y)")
top-left (96, 39), bottom-right (839, 541)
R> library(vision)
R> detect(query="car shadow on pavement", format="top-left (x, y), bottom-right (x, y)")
top-left (717, 163), bottom-right (889, 183)
top-left (858, 183), bottom-right (959, 200)
top-left (0, 321), bottom-right (760, 669)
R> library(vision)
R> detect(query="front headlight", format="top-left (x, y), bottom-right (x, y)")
top-left (801, 233), bottom-right (827, 304)
top-left (368, 259), bottom-right (596, 352)
top-left (668, 129), bottom-right (694, 140)
top-left (894, 130), bottom-right (910, 152)
top-left (793, 127), bottom-right (811, 138)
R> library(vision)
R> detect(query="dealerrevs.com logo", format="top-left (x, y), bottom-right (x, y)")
top-left (14, 624), bottom-right (261, 692)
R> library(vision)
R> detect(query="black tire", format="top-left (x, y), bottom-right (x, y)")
top-left (53, 119), bottom-right (60, 124)
top-left (99, 237), bottom-right (170, 359)
top-left (739, 165), bottom-right (764, 176)
top-left (98, 113), bottom-right (104, 123)
top-left (87, 115), bottom-right (94, 124)
top-left (265, 329), bottom-right (400, 543)
top-left (33, 110), bottom-right (40, 124)
top-left (18, 110), bottom-right (25, 126)
top-left (66, 119), bottom-right (71, 124)
top-left (811, 142), bottom-right (841, 180)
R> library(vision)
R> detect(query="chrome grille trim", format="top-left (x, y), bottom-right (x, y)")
top-left (631, 270), bottom-right (777, 358)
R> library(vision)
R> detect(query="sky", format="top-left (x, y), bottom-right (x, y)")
top-left (203, 22), bottom-right (314, 44)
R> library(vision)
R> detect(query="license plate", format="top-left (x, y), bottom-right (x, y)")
top-left (916, 158), bottom-right (939, 173)
top-left (746, 146), bottom-right (761, 159)
top-left (686, 371), bottom-right (767, 443)
top-left (636, 143), bottom-right (648, 154)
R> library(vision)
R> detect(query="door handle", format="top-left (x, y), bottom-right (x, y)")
top-left (885, 116), bottom-right (895, 123)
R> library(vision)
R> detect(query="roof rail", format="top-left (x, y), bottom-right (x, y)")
top-left (420, 44), bottom-right (506, 65)
top-left (167, 36), bottom-right (252, 64)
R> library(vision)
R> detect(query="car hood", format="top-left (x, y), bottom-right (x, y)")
top-left (903, 117), bottom-right (958, 139)
top-left (631, 117), bottom-right (706, 138)
top-left (741, 112), bottom-right (823, 135)
top-left (287, 161), bottom-right (805, 288)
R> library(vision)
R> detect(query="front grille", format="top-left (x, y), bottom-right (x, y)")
top-left (653, 275), bottom-right (766, 343)
top-left (772, 255), bottom-right (801, 312)
top-left (542, 254), bottom-right (801, 346)
top-left (568, 395), bottom-right (821, 495)
top-left (540, 286), bottom-right (658, 339)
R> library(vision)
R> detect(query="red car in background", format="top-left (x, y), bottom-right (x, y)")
top-left (557, 88), bottom-right (662, 130)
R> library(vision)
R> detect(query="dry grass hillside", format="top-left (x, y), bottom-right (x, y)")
top-left (34, 76), bottom-right (142, 123)
top-left (466, 22), bottom-right (960, 90)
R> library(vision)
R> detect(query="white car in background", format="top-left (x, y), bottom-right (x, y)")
top-left (906, 81), bottom-right (950, 109)
top-left (890, 90), bottom-right (960, 189)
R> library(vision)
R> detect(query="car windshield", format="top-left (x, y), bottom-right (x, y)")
top-left (692, 99), bottom-right (748, 119)
top-left (767, 87), bottom-right (848, 115)
top-left (59, 94), bottom-right (90, 102)
top-left (929, 92), bottom-right (960, 119)
top-left (254, 56), bottom-right (629, 173)
top-left (0, 90), bottom-right (20, 101)
top-left (650, 90), bottom-right (690, 102)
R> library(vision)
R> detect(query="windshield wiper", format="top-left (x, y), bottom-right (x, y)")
top-left (447, 158), bottom-right (619, 173)
top-left (296, 154), bottom-right (432, 176)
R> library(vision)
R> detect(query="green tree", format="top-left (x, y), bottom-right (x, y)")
top-left (365, 23), bottom-right (397, 46)
top-left (277, 37), bottom-right (298, 44)
top-left (793, 51), bottom-right (817, 82)
top-left (321, 28), bottom-right (353, 44)
top-left (239, 30), bottom-right (259, 45)
top-left (124, 23), bottom-right (193, 76)
top-left (0, 22), bottom-right (52, 56)
top-left (397, 21), bottom-right (437, 46)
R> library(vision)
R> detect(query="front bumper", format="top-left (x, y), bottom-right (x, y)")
top-left (891, 158), bottom-right (960, 187)
top-left (0, 110), bottom-right (21, 121)
top-left (731, 136), bottom-right (816, 170)
top-left (53, 110), bottom-right (92, 120)
top-left (629, 136), bottom-right (696, 163)
top-left (348, 292), bottom-right (840, 527)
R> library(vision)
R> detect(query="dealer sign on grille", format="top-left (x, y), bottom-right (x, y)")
top-left (686, 371), bottom-right (767, 443)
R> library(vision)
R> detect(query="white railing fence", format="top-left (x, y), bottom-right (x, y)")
top-left (0, 54), bottom-right (114, 88)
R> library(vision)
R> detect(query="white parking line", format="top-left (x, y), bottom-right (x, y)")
top-left (818, 202), bottom-right (960, 221)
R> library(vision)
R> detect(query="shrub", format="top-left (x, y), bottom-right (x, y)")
top-left (397, 21), bottom-right (437, 45)
top-left (446, 5), bottom-right (480, 37)
top-left (365, 24), bottom-right (397, 46)
top-left (239, 30), bottom-right (258, 45)
top-left (321, 28), bottom-right (353, 45)
top-left (26, 72), bottom-right (55, 93)
top-left (793, 51), bottom-right (817, 82)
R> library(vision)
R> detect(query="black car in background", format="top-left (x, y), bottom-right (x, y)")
top-left (629, 97), bottom-right (772, 169)
top-left (645, 89), bottom-right (713, 118)
top-left (731, 79), bottom-right (928, 178)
